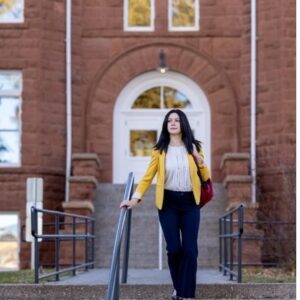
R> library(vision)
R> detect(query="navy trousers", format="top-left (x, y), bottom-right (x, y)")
top-left (158, 189), bottom-right (201, 299)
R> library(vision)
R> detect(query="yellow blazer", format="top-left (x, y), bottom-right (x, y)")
top-left (134, 147), bottom-right (211, 210)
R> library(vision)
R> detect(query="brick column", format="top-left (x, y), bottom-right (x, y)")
top-left (220, 153), bottom-right (263, 266)
top-left (61, 153), bottom-right (102, 266)
top-left (63, 153), bottom-right (102, 215)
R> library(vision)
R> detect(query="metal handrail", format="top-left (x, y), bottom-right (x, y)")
top-left (219, 204), bottom-right (244, 283)
top-left (31, 207), bottom-right (95, 283)
top-left (105, 172), bottom-right (134, 300)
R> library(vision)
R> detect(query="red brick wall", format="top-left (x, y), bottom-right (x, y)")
top-left (81, 0), bottom-right (246, 182)
top-left (0, 0), bottom-right (66, 268)
top-left (255, 0), bottom-right (296, 263)
top-left (0, 0), bottom-right (295, 268)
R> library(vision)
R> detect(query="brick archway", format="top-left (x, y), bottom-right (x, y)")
top-left (84, 43), bottom-right (240, 181)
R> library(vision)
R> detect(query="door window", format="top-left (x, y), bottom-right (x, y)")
top-left (130, 130), bottom-right (157, 157)
top-left (132, 86), bottom-right (192, 109)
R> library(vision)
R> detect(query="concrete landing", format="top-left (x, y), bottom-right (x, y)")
top-left (47, 268), bottom-right (235, 285)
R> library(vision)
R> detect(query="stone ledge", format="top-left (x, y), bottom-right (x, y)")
top-left (220, 152), bottom-right (250, 169)
top-left (0, 283), bottom-right (295, 299)
top-left (62, 201), bottom-right (95, 213)
top-left (72, 153), bottom-right (102, 169)
top-left (69, 176), bottom-right (98, 186)
top-left (223, 175), bottom-right (252, 187)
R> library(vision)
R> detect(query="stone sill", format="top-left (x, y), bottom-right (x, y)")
top-left (223, 175), bottom-right (252, 187)
top-left (220, 153), bottom-right (250, 169)
top-left (62, 200), bottom-right (95, 213)
top-left (69, 176), bottom-right (98, 185)
top-left (72, 153), bottom-right (102, 169)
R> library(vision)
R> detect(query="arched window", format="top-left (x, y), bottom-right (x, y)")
top-left (131, 86), bottom-right (192, 109)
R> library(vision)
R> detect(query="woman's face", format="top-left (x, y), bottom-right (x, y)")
top-left (167, 112), bottom-right (181, 135)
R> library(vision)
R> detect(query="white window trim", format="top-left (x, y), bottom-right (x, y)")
top-left (124, 0), bottom-right (155, 32)
top-left (0, 0), bottom-right (24, 24)
top-left (168, 0), bottom-right (200, 32)
top-left (0, 71), bottom-right (22, 168)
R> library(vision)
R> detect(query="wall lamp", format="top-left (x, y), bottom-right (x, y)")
top-left (157, 49), bottom-right (168, 74)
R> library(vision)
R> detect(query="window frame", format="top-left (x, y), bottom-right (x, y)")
top-left (0, 0), bottom-right (24, 24)
top-left (0, 71), bottom-right (22, 168)
top-left (124, 0), bottom-right (155, 32)
top-left (168, 0), bottom-right (200, 32)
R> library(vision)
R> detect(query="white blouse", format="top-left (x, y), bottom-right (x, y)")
top-left (164, 145), bottom-right (192, 192)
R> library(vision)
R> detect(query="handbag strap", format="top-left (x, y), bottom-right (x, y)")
top-left (192, 155), bottom-right (204, 184)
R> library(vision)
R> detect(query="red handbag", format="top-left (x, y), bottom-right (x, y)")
top-left (192, 156), bottom-right (214, 208)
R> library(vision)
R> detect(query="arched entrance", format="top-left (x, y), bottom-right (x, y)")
top-left (113, 71), bottom-right (211, 183)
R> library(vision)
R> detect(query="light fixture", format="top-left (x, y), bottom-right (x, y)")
top-left (157, 49), bottom-right (168, 74)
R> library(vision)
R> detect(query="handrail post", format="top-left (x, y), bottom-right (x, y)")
top-left (237, 205), bottom-right (244, 283)
top-left (55, 215), bottom-right (60, 281)
top-left (229, 213), bottom-right (233, 280)
top-left (72, 217), bottom-right (76, 276)
top-left (219, 218), bottom-right (222, 272)
top-left (31, 207), bottom-right (39, 284)
top-left (121, 207), bottom-right (132, 283)
top-left (85, 218), bottom-right (88, 271)
top-left (91, 219), bottom-right (95, 269)
top-left (223, 217), bottom-right (227, 276)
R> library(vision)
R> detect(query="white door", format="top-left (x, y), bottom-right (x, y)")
top-left (113, 71), bottom-right (211, 183)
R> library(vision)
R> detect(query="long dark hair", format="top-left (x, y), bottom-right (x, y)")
top-left (154, 109), bottom-right (201, 154)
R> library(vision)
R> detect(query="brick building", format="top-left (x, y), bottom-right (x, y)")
top-left (0, 0), bottom-right (295, 270)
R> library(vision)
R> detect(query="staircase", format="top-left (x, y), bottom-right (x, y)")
top-left (94, 183), bottom-right (226, 269)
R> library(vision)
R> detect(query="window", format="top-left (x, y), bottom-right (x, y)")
top-left (124, 0), bottom-right (154, 31)
top-left (0, 0), bottom-right (24, 23)
top-left (132, 86), bottom-right (192, 109)
top-left (130, 130), bottom-right (157, 157)
top-left (168, 0), bottom-right (199, 31)
top-left (0, 71), bottom-right (22, 166)
top-left (0, 213), bottom-right (19, 270)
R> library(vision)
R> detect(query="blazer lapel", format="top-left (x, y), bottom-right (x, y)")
top-left (159, 151), bottom-right (166, 182)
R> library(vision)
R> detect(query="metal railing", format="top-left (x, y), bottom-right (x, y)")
top-left (219, 204), bottom-right (244, 283)
top-left (105, 172), bottom-right (134, 300)
top-left (238, 219), bottom-right (296, 267)
top-left (31, 207), bottom-right (95, 283)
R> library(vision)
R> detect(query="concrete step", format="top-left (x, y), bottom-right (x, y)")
top-left (94, 183), bottom-right (227, 268)
top-left (0, 283), bottom-right (295, 300)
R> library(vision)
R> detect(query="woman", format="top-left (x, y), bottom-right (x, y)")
top-left (120, 109), bottom-right (210, 300)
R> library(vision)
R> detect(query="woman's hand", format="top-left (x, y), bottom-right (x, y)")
top-left (120, 198), bottom-right (140, 209)
top-left (192, 144), bottom-right (204, 165)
